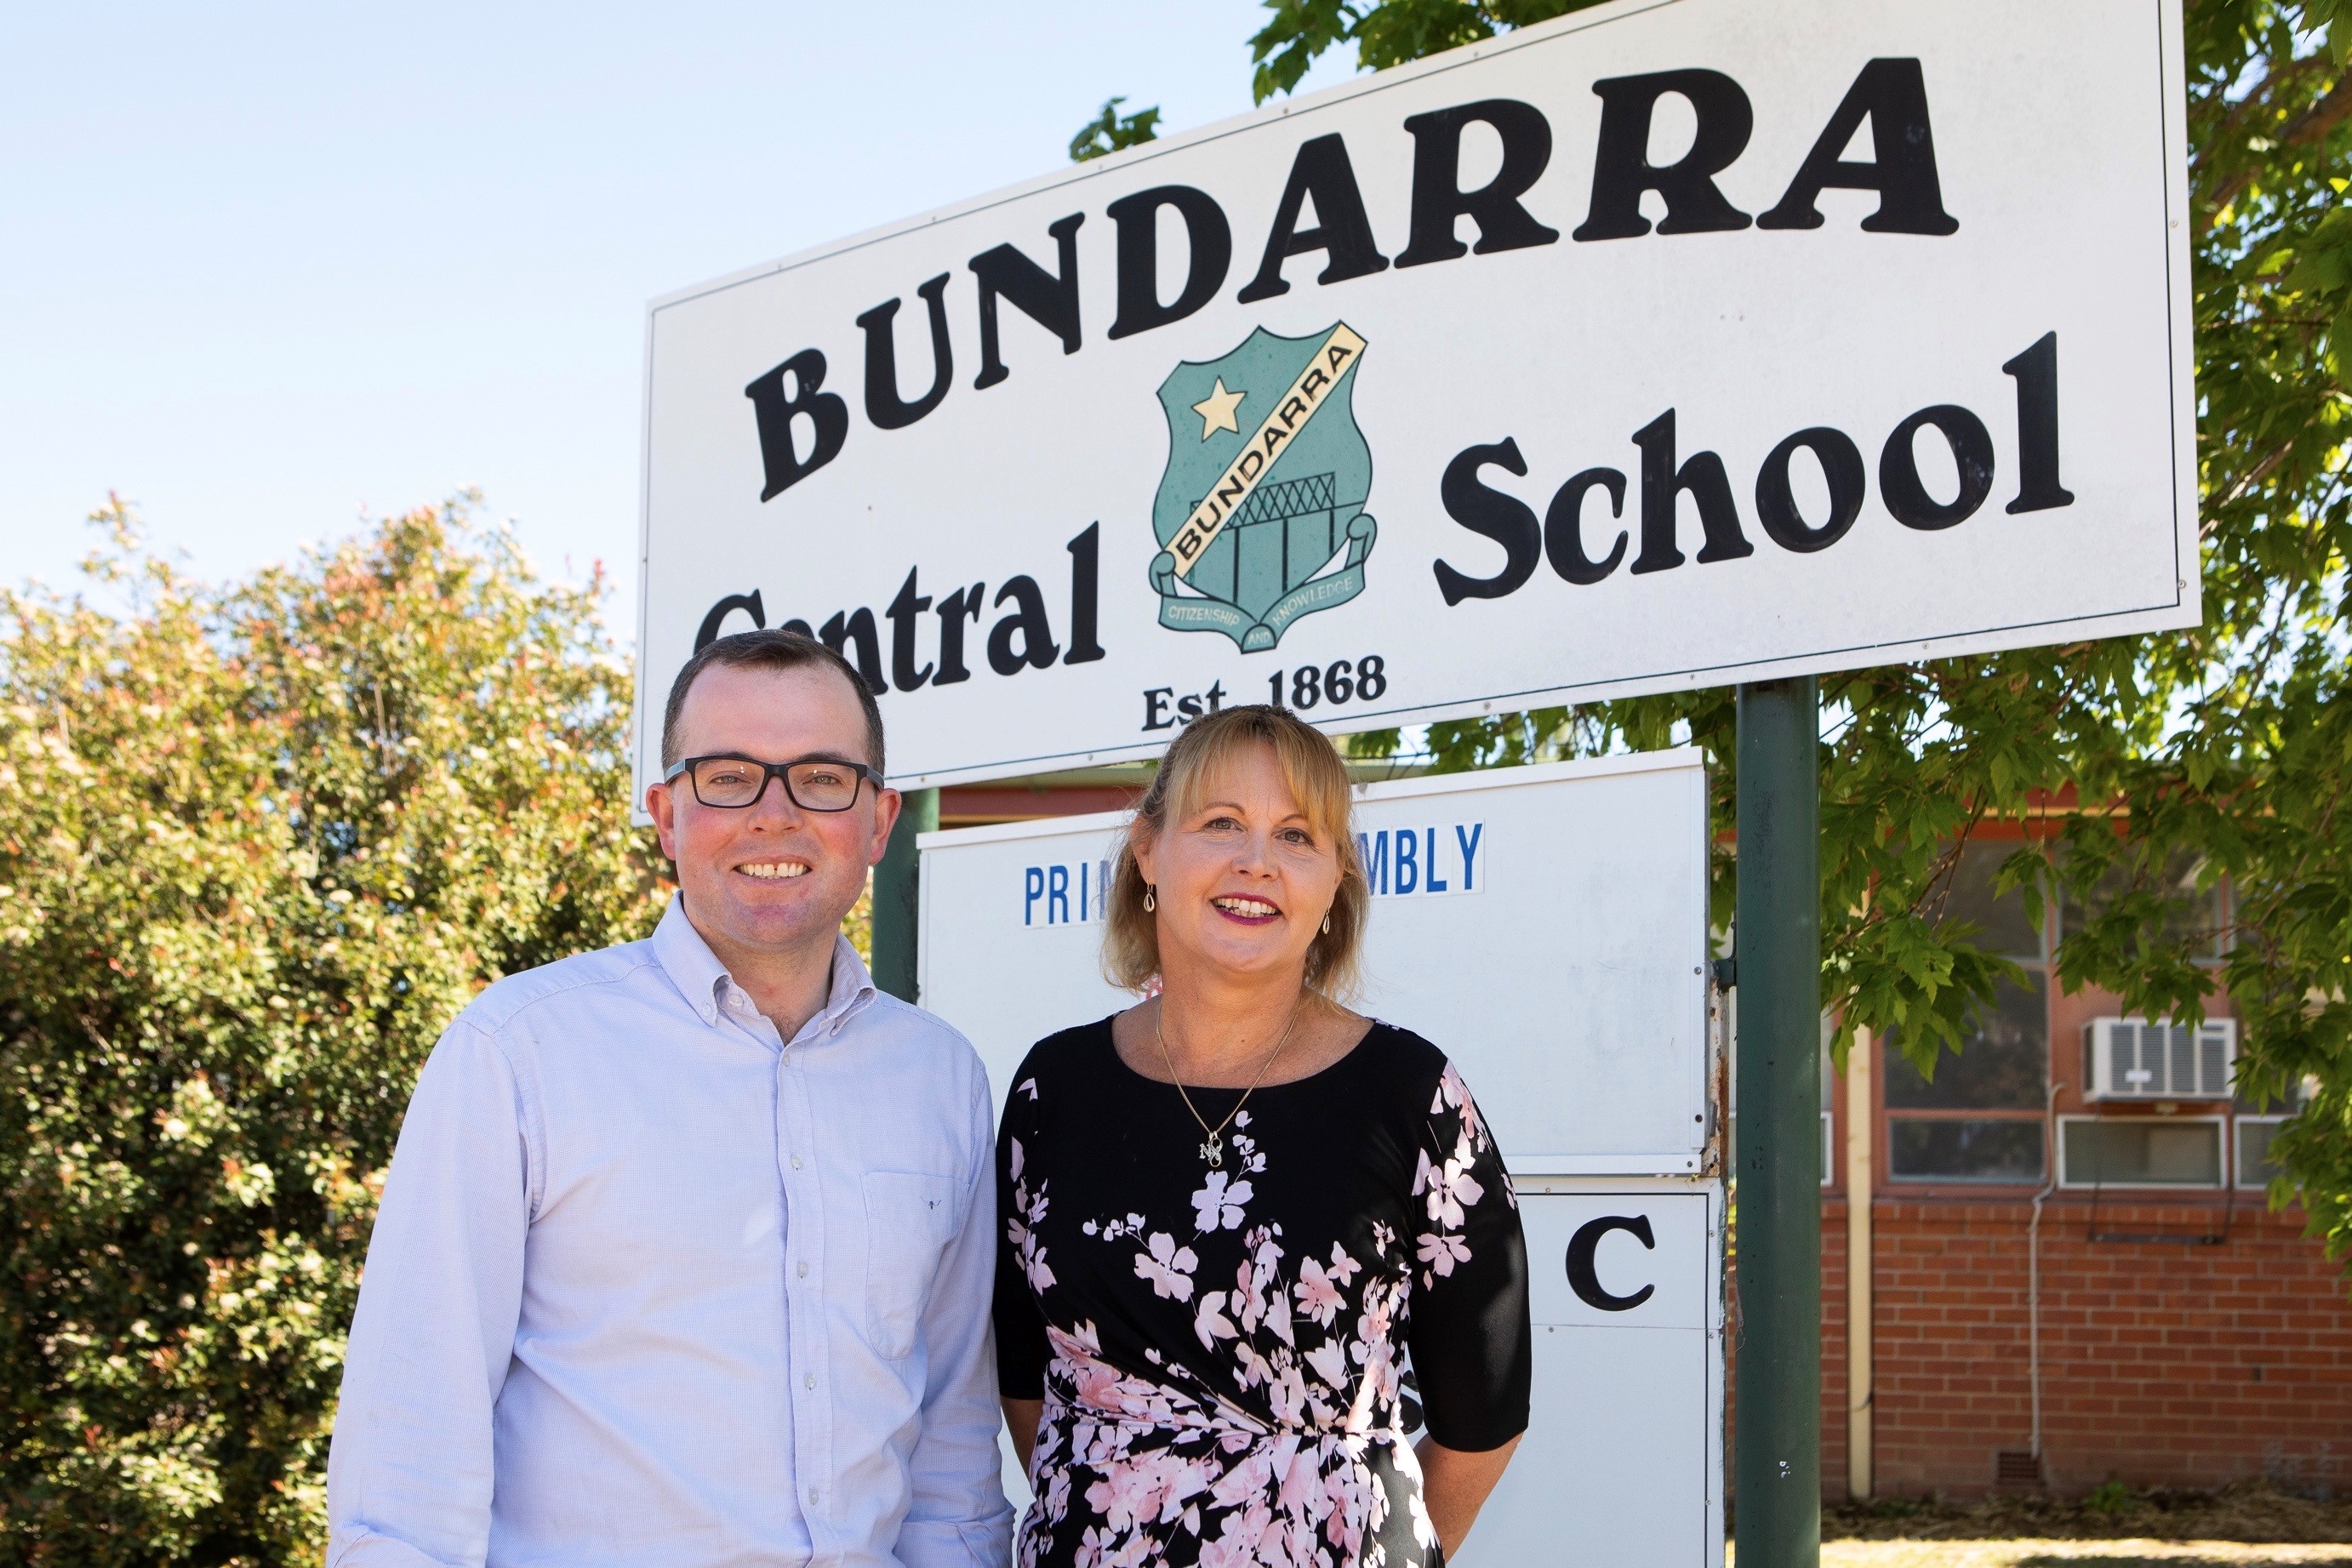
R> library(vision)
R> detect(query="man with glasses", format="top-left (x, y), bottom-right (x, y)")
top-left (327, 630), bottom-right (1013, 1568)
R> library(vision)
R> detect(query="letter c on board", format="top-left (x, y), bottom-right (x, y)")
top-left (1566, 1213), bottom-right (1657, 1312)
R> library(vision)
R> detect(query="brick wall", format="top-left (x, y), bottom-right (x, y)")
top-left (1798, 1195), bottom-right (2352, 1497)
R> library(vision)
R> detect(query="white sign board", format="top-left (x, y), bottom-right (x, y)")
top-left (985, 1179), bottom-right (1726, 1567)
top-left (1470, 1180), bottom-right (1726, 1567)
top-left (636, 0), bottom-right (2194, 792)
top-left (917, 751), bottom-right (1712, 1174)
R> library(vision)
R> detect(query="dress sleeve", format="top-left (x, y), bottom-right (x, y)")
top-left (993, 1063), bottom-right (1052, 1400)
top-left (1404, 1060), bottom-right (1532, 1452)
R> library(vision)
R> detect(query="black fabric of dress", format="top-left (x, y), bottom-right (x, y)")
top-left (995, 1018), bottom-right (1531, 1568)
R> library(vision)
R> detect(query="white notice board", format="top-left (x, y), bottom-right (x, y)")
top-left (985, 1177), bottom-right (1727, 1568)
top-left (916, 750), bottom-right (1712, 1174)
top-left (1471, 1178), bottom-right (1727, 1568)
top-left (638, 0), bottom-right (2195, 797)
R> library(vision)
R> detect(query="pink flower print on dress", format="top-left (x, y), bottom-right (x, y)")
top-left (1134, 1231), bottom-right (1200, 1302)
top-left (1006, 1139), bottom-right (1060, 1292)
top-left (1261, 1280), bottom-right (1296, 1348)
top-left (1084, 1448), bottom-right (1181, 1535)
top-left (1415, 1229), bottom-right (1472, 1281)
top-left (1008, 1213), bottom-right (1058, 1294)
top-left (1425, 1152), bottom-right (1484, 1230)
top-left (1198, 1498), bottom-right (1274, 1567)
top-left (1266, 1362), bottom-right (1309, 1426)
top-left (1430, 1052), bottom-right (1486, 1151)
top-left (1191, 1171), bottom-right (1253, 1232)
top-left (1207, 1447), bottom-right (1275, 1512)
top-left (1293, 1257), bottom-right (1346, 1327)
top-left (1195, 1290), bottom-right (1240, 1350)
top-left (1232, 1257), bottom-right (1266, 1336)
top-left (1303, 1340), bottom-right (1349, 1392)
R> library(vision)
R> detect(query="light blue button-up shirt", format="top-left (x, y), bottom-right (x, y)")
top-left (326, 896), bottom-right (1013, 1568)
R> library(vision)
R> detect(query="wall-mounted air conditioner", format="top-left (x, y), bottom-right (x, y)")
top-left (2082, 1016), bottom-right (2236, 1102)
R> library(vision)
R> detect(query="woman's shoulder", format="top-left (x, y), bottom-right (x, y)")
top-left (1346, 1023), bottom-right (1499, 1157)
top-left (1006, 1014), bottom-right (1124, 1102)
top-left (1343, 1018), bottom-right (1456, 1099)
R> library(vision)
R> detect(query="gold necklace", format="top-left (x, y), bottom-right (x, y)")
top-left (1155, 998), bottom-right (1302, 1169)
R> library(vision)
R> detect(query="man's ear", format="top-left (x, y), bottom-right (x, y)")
top-left (648, 779), bottom-right (680, 862)
top-left (868, 787), bottom-right (903, 865)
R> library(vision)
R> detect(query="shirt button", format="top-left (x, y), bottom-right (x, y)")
top-left (791, 1155), bottom-right (802, 1170)
top-left (804, 1372), bottom-right (816, 1390)
top-left (796, 1261), bottom-right (809, 1278)
top-left (808, 1487), bottom-right (820, 1505)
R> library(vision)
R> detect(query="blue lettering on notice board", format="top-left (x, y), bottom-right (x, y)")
top-left (1024, 858), bottom-right (1115, 927)
top-left (1353, 824), bottom-right (1486, 898)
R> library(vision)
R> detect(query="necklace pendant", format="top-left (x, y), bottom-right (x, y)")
top-left (1200, 1133), bottom-right (1224, 1168)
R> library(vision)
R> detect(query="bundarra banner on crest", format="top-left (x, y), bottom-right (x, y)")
top-left (1150, 323), bottom-right (1377, 653)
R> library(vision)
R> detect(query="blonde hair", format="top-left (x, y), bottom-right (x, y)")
top-left (1103, 704), bottom-right (1368, 1001)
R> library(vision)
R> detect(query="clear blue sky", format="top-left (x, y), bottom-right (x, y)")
top-left (0, 2), bottom-right (1357, 624)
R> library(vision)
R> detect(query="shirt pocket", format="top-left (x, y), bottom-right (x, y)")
top-left (862, 1170), bottom-right (961, 1360)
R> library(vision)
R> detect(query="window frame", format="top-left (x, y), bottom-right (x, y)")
top-left (1880, 841), bottom-right (2055, 1185)
top-left (2056, 1113), bottom-right (2227, 1191)
top-left (2234, 1114), bottom-right (2292, 1190)
top-left (1885, 1112), bottom-right (2049, 1185)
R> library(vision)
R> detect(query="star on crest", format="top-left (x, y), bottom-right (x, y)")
top-left (1190, 378), bottom-right (1245, 440)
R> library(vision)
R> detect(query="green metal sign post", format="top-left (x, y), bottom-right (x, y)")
top-left (870, 786), bottom-right (937, 1003)
top-left (1733, 677), bottom-right (1824, 1568)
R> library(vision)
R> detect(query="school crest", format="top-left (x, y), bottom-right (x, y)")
top-left (1149, 323), bottom-right (1377, 653)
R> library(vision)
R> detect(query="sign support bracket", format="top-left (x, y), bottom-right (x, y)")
top-left (872, 786), bottom-right (937, 1002)
top-left (1733, 676), bottom-right (1823, 1568)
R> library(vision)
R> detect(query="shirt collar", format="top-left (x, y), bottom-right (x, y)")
top-left (652, 892), bottom-right (879, 1038)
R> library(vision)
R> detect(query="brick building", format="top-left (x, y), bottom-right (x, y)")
top-left (940, 771), bottom-right (2352, 1499)
top-left (1813, 827), bottom-right (2352, 1499)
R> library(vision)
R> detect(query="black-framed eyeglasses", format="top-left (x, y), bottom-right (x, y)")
top-left (664, 754), bottom-right (885, 812)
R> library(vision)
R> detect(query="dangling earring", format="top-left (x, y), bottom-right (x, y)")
top-left (1322, 911), bottom-right (1332, 934)
top-left (1145, 886), bottom-right (1156, 913)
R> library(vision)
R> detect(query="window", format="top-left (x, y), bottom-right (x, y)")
top-left (1822, 1020), bottom-right (1834, 1189)
top-left (1886, 841), bottom-right (2051, 1182)
top-left (2058, 1116), bottom-right (2224, 1189)
top-left (2235, 1115), bottom-right (2291, 1189)
top-left (1886, 972), bottom-right (2050, 1111)
top-left (1890, 1119), bottom-right (2046, 1183)
top-left (2059, 846), bottom-right (2224, 960)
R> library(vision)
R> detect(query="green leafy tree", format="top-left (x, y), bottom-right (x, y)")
top-left (1248, 0), bottom-right (1602, 101)
top-left (1070, 96), bottom-right (1163, 163)
top-left (1232, 0), bottom-right (2352, 1270)
top-left (0, 503), bottom-right (667, 1564)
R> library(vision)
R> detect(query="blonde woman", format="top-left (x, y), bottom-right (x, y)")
top-left (994, 705), bottom-right (1529, 1568)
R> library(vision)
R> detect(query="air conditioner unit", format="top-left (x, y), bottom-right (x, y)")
top-left (2082, 1017), bottom-right (2236, 1102)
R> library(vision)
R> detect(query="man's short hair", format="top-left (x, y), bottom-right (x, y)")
top-left (660, 630), bottom-right (886, 775)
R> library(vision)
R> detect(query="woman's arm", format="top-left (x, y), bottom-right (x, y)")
top-left (1403, 1062), bottom-right (1533, 1560)
top-left (1415, 1432), bottom-right (1521, 1559)
top-left (1002, 1396), bottom-right (1044, 1475)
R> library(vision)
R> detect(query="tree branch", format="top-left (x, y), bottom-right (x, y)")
top-left (2206, 72), bottom-right (2352, 228)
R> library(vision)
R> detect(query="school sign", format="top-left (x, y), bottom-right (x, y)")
top-left (633, 0), bottom-right (2193, 792)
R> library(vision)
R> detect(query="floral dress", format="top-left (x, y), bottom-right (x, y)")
top-left (994, 1018), bottom-right (1530, 1568)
